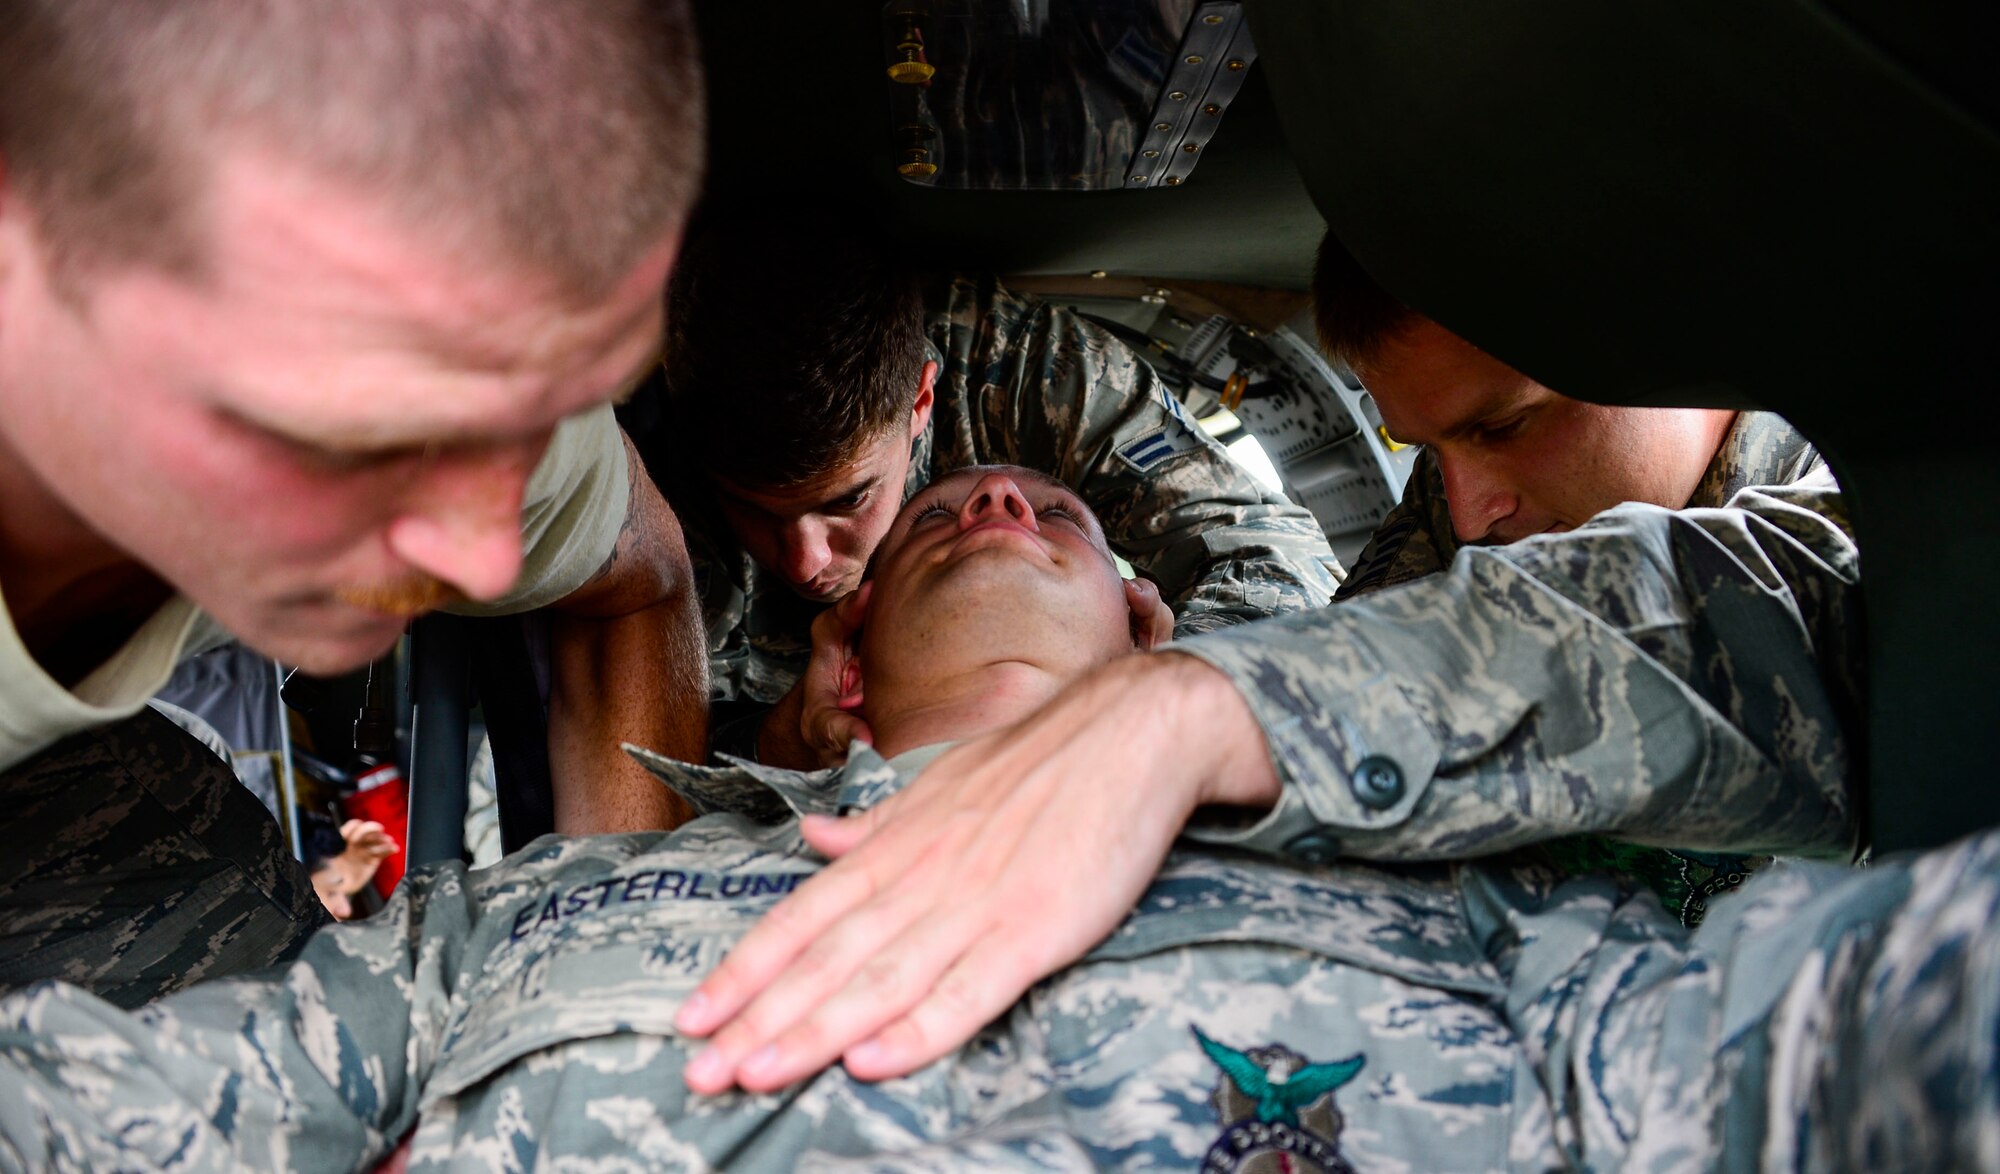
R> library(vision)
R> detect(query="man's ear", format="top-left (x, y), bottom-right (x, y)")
top-left (830, 579), bottom-right (876, 710)
top-left (909, 361), bottom-right (938, 442)
top-left (836, 653), bottom-right (865, 710)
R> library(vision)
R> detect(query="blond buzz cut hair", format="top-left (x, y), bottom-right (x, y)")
top-left (0, 0), bottom-right (705, 299)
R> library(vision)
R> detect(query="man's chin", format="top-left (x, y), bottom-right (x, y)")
top-left (237, 614), bottom-right (407, 675)
top-left (791, 579), bottom-right (859, 604)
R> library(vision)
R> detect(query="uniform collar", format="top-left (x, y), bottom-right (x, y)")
top-left (623, 741), bottom-right (950, 823)
top-left (1688, 411), bottom-right (1821, 508)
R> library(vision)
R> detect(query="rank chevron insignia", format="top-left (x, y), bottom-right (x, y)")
top-left (1193, 1026), bottom-right (1366, 1129)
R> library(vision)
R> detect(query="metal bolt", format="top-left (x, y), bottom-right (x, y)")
top-left (1183, 142), bottom-right (1200, 153)
top-left (1164, 176), bottom-right (1182, 186)
top-left (1203, 12), bottom-right (1225, 24)
top-left (1089, 270), bottom-right (1108, 279)
top-left (1185, 54), bottom-right (1204, 65)
top-left (1204, 103), bottom-right (1222, 115)
top-left (1142, 149), bottom-right (1159, 158)
top-left (1168, 90), bottom-right (1188, 101)
top-left (1226, 59), bottom-right (1247, 71)
top-left (1155, 121), bottom-right (1173, 131)
top-left (1131, 174), bottom-right (1148, 183)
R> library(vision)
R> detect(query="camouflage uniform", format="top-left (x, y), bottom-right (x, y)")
top-left (1290, 414), bottom-right (1836, 922)
top-left (0, 706), bottom-right (327, 1009)
top-left (685, 275), bottom-right (1341, 705)
top-left (4, 742), bottom-right (1995, 1172)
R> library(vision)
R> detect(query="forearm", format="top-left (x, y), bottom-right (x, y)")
top-left (1100, 479), bottom-right (1341, 636)
top-left (1158, 510), bottom-right (1345, 637)
top-left (545, 434), bottom-right (709, 834)
top-left (548, 600), bottom-right (706, 833)
top-left (1177, 488), bottom-right (1863, 861)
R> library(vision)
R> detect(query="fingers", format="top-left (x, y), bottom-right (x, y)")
top-left (841, 929), bottom-right (1045, 1080)
top-left (686, 875), bottom-right (968, 1094)
top-left (675, 848), bottom-right (893, 1043)
top-left (804, 713), bottom-right (872, 768)
top-left (1123, 578), bottom-right (1175, 649)
top-left (798, 805), bottom-right (887, 859)
top-left (809, 582), bottom-right (871, 657)
top-left (830, 581), bottom-right (873, 633)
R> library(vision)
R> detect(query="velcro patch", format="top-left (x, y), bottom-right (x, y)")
top-left (1116, 424), bottom-right (1202, 473)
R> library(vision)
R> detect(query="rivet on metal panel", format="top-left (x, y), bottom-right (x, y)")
top-left (1168, 90), bottom-right (1188, 101)
top-left (1155, 121), bottom-right (1173, 131)
top-left (1204, 103), bottom-right (1222, 115)
top-left (1183, 142), bottom-right (1200, 153)
top-left (1185, 55), bottom-right (1203, 65)
top-left (1143, 149), bottom-right (1160, 158)
top-left (1089, 270), bottom-right (1108, 279)
top-left (1164, 176), bottom-right (1183, 186)
top-left (1226, 59), bottom-right (1247, 71)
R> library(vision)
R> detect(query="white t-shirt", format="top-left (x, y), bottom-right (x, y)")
top-left (0, 404), bottom-right (629, 773)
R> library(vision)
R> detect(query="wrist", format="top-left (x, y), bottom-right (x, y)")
top-left (1114, 652), bottom-right (1283, 814)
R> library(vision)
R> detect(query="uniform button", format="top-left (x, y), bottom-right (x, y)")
top-left (1283, 830), bottom-right (1341, 864)
top-left (1350, 755), bottom-right (1405, 810)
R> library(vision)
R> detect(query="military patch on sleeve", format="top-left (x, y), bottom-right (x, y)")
top-left (1116, 423), bottom-right (1204, 473)
top-left (1195, 1026), bottom-right (1364, 1173)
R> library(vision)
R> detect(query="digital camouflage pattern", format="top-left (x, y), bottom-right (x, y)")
top-left (1333, 413), bottom-right (1826, 922)
top-left (4, 743), bottom-right (1996, 1172)
top-left (1179, 466), bottom-right (1861, 874)
top-left (0, 705), bottom-right (326, 1009)
top-left (684, 275), bottom-right (1341, 704)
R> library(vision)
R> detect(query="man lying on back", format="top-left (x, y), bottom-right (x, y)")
top-left (3, 468), bottom-right (1991, 1171)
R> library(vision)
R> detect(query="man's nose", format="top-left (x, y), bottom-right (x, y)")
top-left (778, 518), bottom-right (834, 586)
top-left (383, 442), bottom-right (539, 601)
top-left (958, 472), bottom-right (1039, 531)
top-left (1437, 452), bottom-right (1520, 543)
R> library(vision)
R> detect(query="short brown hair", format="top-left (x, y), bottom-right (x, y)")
top-left (0, 0), bottom-right (704, 299)
top-left (1312, 230), bottom-right (1421, 373)
top-left (660, 209), bottom-right (927, 488)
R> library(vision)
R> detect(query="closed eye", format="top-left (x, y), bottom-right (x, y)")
top-left (909, 501), bottom-right (956, 525)
top-left (1474, 416), bottom-right (1527, 444)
